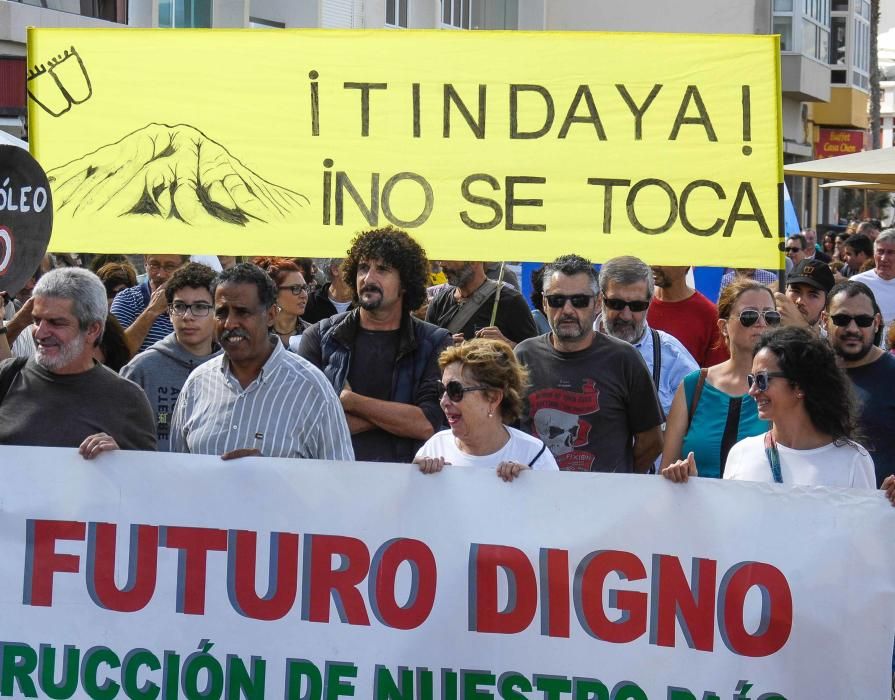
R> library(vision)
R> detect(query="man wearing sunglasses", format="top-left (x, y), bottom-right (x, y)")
top-left (515, 254), bottom-right (664, 473)
top-left (824, 281), bottom-right (895, 489)
top-left (120, 263), bottom-right (221, 452)
top-left (597, 256), bottom-right (697, 419)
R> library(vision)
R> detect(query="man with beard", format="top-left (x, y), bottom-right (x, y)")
top-left (774, 259), bottom-right (834, 333)
top-left (0, 268), bottom-right (156, 456)
top-left (171, 263), bottom-right (352, 460)
top-left (299, 227), bottom-right (451, 462)
top-left (514, 254), bottom-right (663, 473)
top-left (824, 281), bottom-right (895, 488)
top-left (426, 261), bottom-right (536, 347)
top-left (647, 265), bottom-right (727, 367)
top-left (597, 256), bottom-right (697, 418)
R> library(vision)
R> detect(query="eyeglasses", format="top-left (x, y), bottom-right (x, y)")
top-left (603, 298), bottom-right (651, 312)
top-left (147, 262), bottom-right (181, 273)
top-left (784, 247), bottom-right (802, 254)
top-left (278, 284), bottom-right (310, 296)
top-left (437, 380), bottom-right (490, 402)
top-left (735, 309), bottom-right (782, 327)
top-left (544, 294), bottom-right (595, 309)
top-left (829, 313), bottom-right (875, 328)
top-left (746, 370), bottom-right (788, 392)
top-left (169, 301), bottom-right (214, 317)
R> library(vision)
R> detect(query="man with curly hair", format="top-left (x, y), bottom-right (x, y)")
top-left (299, 227), bottom-right (451, 462)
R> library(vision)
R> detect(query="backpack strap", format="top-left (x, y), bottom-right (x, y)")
top-left (686, 368), bottom-right (708, 431)
top-left (718, 396), bottom-right (743, 477)
top-left (0, 356), bottom-right (28, 406)
top-left (443, 279), bottom-right (500, 335)
top-left (650, 328), bottom-right (661, 390)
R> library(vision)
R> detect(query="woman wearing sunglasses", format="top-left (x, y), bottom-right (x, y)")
top-left (663, 327), bottom-right (884, 496)
top-left (414, 339), bottom-right (558, 480)
top-left (253, 257), bottom-right (311, 351)
top-left (660, 280), bottom-right (778, 479)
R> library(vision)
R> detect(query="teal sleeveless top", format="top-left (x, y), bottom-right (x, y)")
top-left (681, 370), bottom-right (769, 479)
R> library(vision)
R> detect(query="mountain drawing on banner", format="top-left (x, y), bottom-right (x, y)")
top-left (47, 123), bottom-right (308, 226)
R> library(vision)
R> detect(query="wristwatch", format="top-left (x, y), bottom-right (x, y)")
top-left (0, 323), bottom-right (7, 336)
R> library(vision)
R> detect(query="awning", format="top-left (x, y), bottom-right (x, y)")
top-left (818, 179), bottom-right (894, 190)
top-left (783, 148), bottom-right (895, 184)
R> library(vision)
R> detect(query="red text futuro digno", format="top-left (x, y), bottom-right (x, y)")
top-left (23, 520), bottom-right (792, 658)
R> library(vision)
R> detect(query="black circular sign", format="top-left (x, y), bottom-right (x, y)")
top-left (0, 144), bottom-right (53, 298)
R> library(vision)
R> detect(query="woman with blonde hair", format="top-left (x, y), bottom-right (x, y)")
top-left (414, 338), bottom-right (558, 480)
top-left (660, 279), bottom-right (780, 478)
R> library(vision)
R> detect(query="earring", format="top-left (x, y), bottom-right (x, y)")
top-left (488, 411), bottom-right (494, 418)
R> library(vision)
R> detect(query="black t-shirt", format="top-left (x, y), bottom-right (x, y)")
top-left (846, 353), bottom-right (895, 487)
top-left (426, 283), bottom-right (537, 344)
top-left (348, 328), bottom-right (402, 462)
top-left (514, 333), bottom-right (663, 473)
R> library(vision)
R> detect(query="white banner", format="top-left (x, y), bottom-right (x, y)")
top-left (0, 445), bottom-right (893, 699)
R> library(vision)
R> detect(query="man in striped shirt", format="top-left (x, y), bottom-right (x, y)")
top-left (110, 254), bottom-right (186, 354)
top-left (170, 263), bottom-right (354, 461)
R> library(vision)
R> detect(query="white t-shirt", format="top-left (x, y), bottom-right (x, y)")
top-left (723, 433), bottom-right (875, 489)
top-left (850, 269), bottom-right (895, 326)
top-left (416, 427), bottom-right (559, 471)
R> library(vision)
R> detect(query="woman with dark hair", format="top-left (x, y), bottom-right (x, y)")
top-left (253, 257), bottom-right (310, 351)
top-left (822, 231), bottom-right (837, 258)
top-left (660, 279), bottom-right (778, 478)
top-left (93, 315), bottom-right (133, 372)
top-left (414, 338), bottom-right (557, 480)
top-left (96, 262), bottom-right (138, 308)
top-left (528, 265), bottom-right (550, 334)
top-left (663, 326), bottom-right (880, 491)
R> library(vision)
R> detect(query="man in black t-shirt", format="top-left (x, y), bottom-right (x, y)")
top-left (427, 261), bottom-right (537, 347)
top-left (824, 281), bottom-right (895, 487)
top-left (514, 254), bottom-right (663, 473)
top-left (299, 228), bottom-right (451, 463)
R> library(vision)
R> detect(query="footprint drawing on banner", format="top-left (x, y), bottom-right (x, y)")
top-left (27, 46), bottom-right (92, 117)
top-left (48, 123), bottom-right (309, 226)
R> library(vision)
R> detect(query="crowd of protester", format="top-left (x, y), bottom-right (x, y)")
top-left (1, 225), bottom-right (895, 684)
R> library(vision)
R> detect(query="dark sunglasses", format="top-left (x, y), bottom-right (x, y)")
top-left (784, 247), bottom-right (802, 254)
top-left (603, 298), bottom-right (650, 312)
top-left (544, 294), bottom-right (595, 309)
top-left (829, 313), bottom-right (875, 328)
top-left (437, 380), bottom-right (489, 402)
top-left (735, 309), bottom-right (781, 327)
top-left (278, 284), bottom-right (310, 296)
top-left (746, 370), bottom-right (788, 392)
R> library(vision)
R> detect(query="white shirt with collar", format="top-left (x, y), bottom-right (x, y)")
top-left (170, 339), bottom-right (354, 460)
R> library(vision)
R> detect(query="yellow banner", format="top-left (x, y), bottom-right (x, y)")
top-left (28, 29), bottom-right (783, 266)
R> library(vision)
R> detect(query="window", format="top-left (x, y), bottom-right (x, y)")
top-left (386, 0), bottom-right (408, 28)
top-left (159, 0), bottom-right (212, 28)
top-left (442, 0), bottom-right (472, 29)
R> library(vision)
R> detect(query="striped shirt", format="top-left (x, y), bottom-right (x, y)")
top-left (110, 282), bottom-right (173, 353)
top-left (170, 340), bottom-right (354, 460)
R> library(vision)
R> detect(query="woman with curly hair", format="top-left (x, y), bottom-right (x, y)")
top-left (414, 338), bottom-right (557, 480)
top-left (253, 256), bottom-right (310, 351)
top-left (663, 326), bottom-right (881, 491)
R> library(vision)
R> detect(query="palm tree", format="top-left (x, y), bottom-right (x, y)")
top-left (870, 0), bottom-right (881, 149)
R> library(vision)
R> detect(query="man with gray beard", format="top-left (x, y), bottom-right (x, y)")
top-left (0, 267), bottom-right (156, 456)
top-left (597, 256), bottom-right (697, 417)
